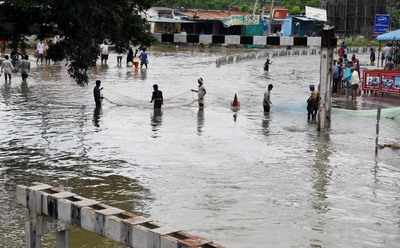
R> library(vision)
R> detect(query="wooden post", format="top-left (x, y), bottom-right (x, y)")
top-left (318, 26), bottom-right (337, 131)
top-left (375, 108), bottom-right (381, 156)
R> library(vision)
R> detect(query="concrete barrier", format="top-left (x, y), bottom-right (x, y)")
top-left (215, 47), bottom-right (322, 68)
top-left (17, 183), bottom-right (225, 248)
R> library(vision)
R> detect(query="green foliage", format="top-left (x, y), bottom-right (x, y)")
top-left (1, 0), bottom-right (155, 85)
top-left (155, 0), bottom-right (320, 14)
top-left (343, 37), bottom-right (380, 47)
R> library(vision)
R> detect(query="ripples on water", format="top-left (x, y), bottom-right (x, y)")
top-left (0, 49), bottom-right (399, 248)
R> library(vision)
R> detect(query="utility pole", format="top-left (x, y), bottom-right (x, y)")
top-left (318, 26), bottom-right (337, 131)
top-left (269, 0), bottom-right (275, 35)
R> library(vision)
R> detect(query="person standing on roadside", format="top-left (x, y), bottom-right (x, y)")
top-left (351, 68), bottom-right (360, 101)
top-left (191, 78), bottom-right (207, 109)
top-left (343, 63), bottom-right (352, 97)
top-left (1, 55), bottom-right (14, 83)
top-left (370, 47), bottom-right (376, 66)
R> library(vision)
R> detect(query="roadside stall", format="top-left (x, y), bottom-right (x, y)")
top-left (362, 29), bottom-right (400, 96)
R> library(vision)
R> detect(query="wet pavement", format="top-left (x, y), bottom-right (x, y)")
top-left (0, 48), bottom-right (400, 248)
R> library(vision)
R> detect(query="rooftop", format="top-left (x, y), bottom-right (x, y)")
top-left (181, 9), bottom-right (250, 21)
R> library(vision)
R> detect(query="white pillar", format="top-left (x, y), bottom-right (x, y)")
top-left (318, 27), bottom-right (336, 131)
top-left (56, 230), bottom-right (69, 248)
top-left (25, 214), bottom-right (43, 248)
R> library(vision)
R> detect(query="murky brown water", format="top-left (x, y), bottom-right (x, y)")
top-left (0, 48), bottom-right (400, 248)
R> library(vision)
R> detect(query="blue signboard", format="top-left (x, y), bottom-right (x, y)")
top-left (374, 14), bottom-right (390, 34)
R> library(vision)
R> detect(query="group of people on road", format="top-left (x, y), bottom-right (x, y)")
top-left (35, 40), bottom-right (51, 65)
top-left (0, 54), bottom-right (31, 84)
top-left (99, 41), bottom-right (149, 70)
top-left (333, 45), bottom-right (362, 100)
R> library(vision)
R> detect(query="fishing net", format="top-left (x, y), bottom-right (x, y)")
top-left (103, 90), bottom-right (196, 110)
top-left (334, 107), bottom-right (400, 120)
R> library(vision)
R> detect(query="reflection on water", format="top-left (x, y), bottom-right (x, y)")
top-left (20, 81), bottom-right (29, 98)
top-left (140, 69), bottom-right (147, 80)
top-left (151, 109), bottom-right (163, 138)
top-left (197, 109), bottom-right (205, 135)
top-left (262, 112), bottom-right (270, 136)
top-left (311, 133), bottom-right (331, 215)
top-left (93, 105), bottom-right (102, 127)
top-left (1, 83), bottom-right (11, 103)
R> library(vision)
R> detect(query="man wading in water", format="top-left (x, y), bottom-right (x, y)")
top-left (93, 80), bottom-right (103, 108)
top-left (19, 55), bottom-right (31, 83)
top-left (264, 57), bottom-right (272, 72)
top-left (151, 84), bottom-right (163, 109)
top-left (307, 85), bottom-right (319, 122)
top-left (191, 77), bottom-right (207, 109)
top-left (263, 84), bottom-right (273, 113)
top-left (1, 55), bottom-right (14, 84)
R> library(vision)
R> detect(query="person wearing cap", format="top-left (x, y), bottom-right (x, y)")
top-left (191, 78), bottom-right (207, 109)
top-left (93, 80), bottom-right (103, 108)
top-left (151, 84), bottom-right (163, 109)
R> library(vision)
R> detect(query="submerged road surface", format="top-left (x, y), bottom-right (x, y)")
top-left (0, 48), bottom-right (400, 248)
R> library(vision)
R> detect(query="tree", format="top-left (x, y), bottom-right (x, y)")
top-left (386, 0), bottom-right (400, 30)
top-left (1, 0), bottom-right (155, 85)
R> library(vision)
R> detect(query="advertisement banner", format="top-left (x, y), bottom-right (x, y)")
top-left (363, 70), bottom-right (400, 95)
top-left (222, 15), bottom-right (260, 27)
top-left (374, 14), bottom-right (390, 34)
top-left (305, 6), bottom-right (327, 22)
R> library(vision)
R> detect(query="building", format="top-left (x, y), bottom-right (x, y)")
top-left (180, 9), bottom-right (255, 35)
top-left (281, 16), bottom-right (324, 37)
top-left (147, 7), bottom-right (264, 36)
top-left (322, 0), bottom-right (387, 37)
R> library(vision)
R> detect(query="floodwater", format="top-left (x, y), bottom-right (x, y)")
top-left (1, 47), bottom-right (400, 248)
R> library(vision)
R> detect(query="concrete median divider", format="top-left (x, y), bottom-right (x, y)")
top-left (17, 183), bottom-right (225, 248)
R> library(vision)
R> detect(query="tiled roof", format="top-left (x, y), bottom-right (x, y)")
top-left (181, 9), bottom-right (250, 21)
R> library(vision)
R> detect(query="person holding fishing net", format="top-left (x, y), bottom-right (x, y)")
top-left (191, 77), bottom-right (207, 109)
top-left (93, 80), bottom-right (104, 108)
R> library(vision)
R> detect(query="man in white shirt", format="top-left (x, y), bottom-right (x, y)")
top-left (191, 78), bottom-right (207, 109)
top-left (36, 40), bottom-right (45, 65)
top-left (351, 68), bottom-right (360, 100)
top-left (1, 55), bottom-right (14, 83)
top-left (383, 44), bottom-right (393, 64)
top-left (100, 41), bottom-right (109, 65)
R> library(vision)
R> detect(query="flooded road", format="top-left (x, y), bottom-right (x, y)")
top-left (1, 48), bottom-right (400, 248)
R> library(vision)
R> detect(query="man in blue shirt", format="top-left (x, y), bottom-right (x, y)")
top-left (343, 63), bottom-right (352, 97)
top-left (139, 48), bottom-right (149, 69)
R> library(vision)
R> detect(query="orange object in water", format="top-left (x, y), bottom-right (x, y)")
top-left (231, 93), bottom-right (240, 110)
top-left (133, 58), bottom-right (140, 70)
